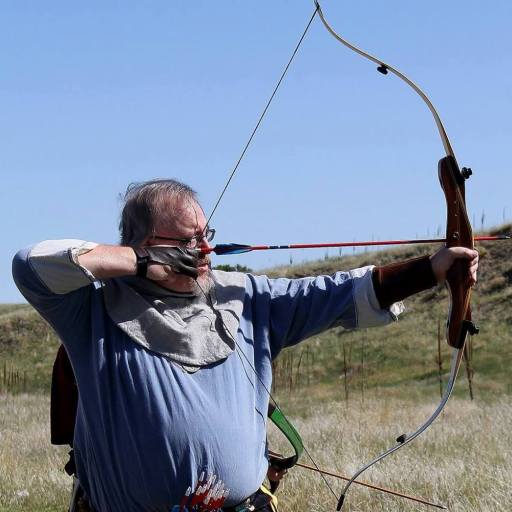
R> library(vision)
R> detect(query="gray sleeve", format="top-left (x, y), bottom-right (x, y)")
top-left (349, 265), bottom-right (404, 328)
top-left (28, 239), bottom-right (99, 294)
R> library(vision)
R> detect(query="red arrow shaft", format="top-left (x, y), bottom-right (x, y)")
top-left (202, 235), bottom-right (509, 255)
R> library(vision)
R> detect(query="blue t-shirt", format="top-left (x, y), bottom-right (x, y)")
top-left (13, 242), bottom-right (396, 512)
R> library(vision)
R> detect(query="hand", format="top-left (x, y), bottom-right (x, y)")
top-left (430, 247), bottom-right (479, 286)
top-left (267, 465), bottom-right (288, 484)
top-left (143, 246), bottom-right (200, 280)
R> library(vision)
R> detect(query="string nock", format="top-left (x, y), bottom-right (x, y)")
top-left (377, 64), bottom-right (388, 74)
top-left (461, 167), bottom-right (473, 179)
top-left (336, 494), bottom-right (345, 510)
top-left (396, 434), bottom-right (407, 444)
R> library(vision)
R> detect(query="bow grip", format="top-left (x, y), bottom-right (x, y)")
top-left (438, 156), bottom-right (477, 349)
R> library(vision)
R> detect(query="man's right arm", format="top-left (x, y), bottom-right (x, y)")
top-left (13, 240), bottom-right (138, 298)
top-left (12, 240), bottom-right (108, 336)
top-left (76, 244), bottom-right (137, 279)
top-left (13, 239), bottom-right (198, 304)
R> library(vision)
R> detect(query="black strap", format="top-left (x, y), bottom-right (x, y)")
top-left (133, 247), bottom-right (150, 277)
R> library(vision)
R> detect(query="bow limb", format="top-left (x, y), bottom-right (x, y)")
top-left (314, 1), bottom-right (455, 160)
top-left (336, 350), bottom-right (464, 510)
top-left (312, 2), bottom-right (477, 510)
top-left (336, 168), bottom-right (476, 510)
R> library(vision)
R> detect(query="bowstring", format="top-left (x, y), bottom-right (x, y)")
top-left (205, 7), bottom-right (318, 228)
top-left (200, 4), bottom-right (340, 502)
top-left (196, 277), bottom-right (339, 501)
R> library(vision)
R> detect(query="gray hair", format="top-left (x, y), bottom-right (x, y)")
top-left (119, 179), bottom-right (198, 246)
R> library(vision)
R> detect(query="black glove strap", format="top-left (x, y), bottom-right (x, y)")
top-left (133, 247), bottom-right (150, 277)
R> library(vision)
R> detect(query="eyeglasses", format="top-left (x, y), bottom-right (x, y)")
top-left (151, 228), bottom-right (215, 249)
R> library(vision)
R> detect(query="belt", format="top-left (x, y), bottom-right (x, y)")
top-left (223, 494), bottom-right (256, 512)
top-left (222, 487), bottom-right (274, 512)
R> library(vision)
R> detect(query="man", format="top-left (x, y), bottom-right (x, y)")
top-left (13, 179), bottom-right (478, 512)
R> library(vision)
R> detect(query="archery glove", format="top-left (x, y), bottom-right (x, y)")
top-left (143, 246), bottom-right (200, 279)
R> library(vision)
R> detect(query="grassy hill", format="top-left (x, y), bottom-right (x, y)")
top-left (1, 224), bottom-right (511, 404)
top-left (0, 303), bottom-right (58, 393)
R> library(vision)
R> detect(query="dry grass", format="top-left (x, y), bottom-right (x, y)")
top-left (1, 394), bottom-right (511, 511)
top-left (0, 394), bottom-right (69, 512)
top-left (268, 396), bottom-right (512, 511)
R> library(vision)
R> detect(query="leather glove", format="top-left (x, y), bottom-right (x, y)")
top-left (142, 246), bottom-right (200, 279)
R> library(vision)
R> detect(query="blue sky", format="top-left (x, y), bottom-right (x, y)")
top-left (2, 1), bottom-right (511, 302)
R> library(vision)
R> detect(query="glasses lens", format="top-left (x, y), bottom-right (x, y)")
top-left (183, 228), bottom-right (214, 249)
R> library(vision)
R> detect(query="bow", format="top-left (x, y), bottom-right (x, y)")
top-left (312, 1), bottom-right (479, 508)
top-left (203, 2), bottom-right (478, 509)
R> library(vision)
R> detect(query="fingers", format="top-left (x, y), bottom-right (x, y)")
top-left (448, 246), bottom-right (478, 260)
top-left (174, 248), bottom-right (200, 279)
top-left (448, 247), bottom-right (479, 285)
top-left (430, 247), bottom-right (479, 286)
top-left (455, 248), bottom-right (479, 285)
top-left (143, 245), bottom-right (201, 279)
top-left (267, 467), bottom-right (288, 482)
top-left (176, 247), bottom-right (200, 267)
top-left (468, 251), bottom-right (479, 285)
top-left (174, 262), bottom-right (199, 279)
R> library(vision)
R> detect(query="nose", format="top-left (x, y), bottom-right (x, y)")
top-left (197, 235), bottom-right (212, 253)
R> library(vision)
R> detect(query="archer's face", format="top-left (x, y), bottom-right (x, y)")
top-left (145, 198), bottom-right (212, 293)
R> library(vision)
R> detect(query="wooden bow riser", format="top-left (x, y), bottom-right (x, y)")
top-left (438, 156), bottom-right (476, 349)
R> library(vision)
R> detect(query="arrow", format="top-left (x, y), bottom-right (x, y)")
top-left (201, 234), bottom-right (510, 256)
top-left (295, 461), bottom-right (447, 510)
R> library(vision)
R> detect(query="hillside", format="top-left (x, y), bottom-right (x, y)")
top-left (1, 224), bottom-right (511, 403)
top-left (266, 224), bottom-right (512, 409)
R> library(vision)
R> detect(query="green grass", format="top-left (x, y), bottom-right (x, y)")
top-left (0, 307), bottom-right (60, 393)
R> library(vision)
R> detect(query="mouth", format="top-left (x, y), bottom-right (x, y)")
top-left (197, 259), bottom-right (210, 271)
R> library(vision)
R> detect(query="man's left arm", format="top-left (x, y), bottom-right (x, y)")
top-left (265, 247), bottom-right (478, 356)
top-left (373, 247), bottom-right (478, 308)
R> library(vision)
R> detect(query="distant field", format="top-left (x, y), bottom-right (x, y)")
top-left (1, 392), bottom-right (511, 511)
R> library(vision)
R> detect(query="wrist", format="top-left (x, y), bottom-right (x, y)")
top-left (132, 247), bottom-right (150, 277)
